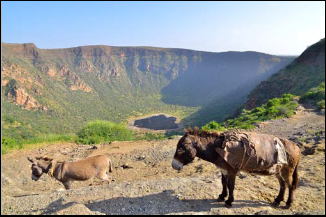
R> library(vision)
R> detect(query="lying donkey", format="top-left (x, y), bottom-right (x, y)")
top-left (27, 155), bottom-right (113, 190)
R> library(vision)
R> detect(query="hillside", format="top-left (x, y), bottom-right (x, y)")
top-left (245, 39), bottom-right (325, 109)
top-left (2, 43), bottom-right (293, 139)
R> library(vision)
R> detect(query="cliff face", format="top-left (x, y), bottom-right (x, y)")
top-left (244, 39), bottom-right (325, 110)
top-left (2, 43), bottom-right (293, 135)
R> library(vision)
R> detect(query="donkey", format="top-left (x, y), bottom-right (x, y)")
top-left (172, 127), bottom-right (301, 208)
top-left (27, 155), bottom-right (113, 190)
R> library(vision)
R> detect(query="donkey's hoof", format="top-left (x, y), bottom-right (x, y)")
top-left (272, 200), bottom-right (281, 207)
top-left (225, 202), bottom-right (232, 208)
top-left (217, 195), bottom-right (225, 202)
top-left (285, 203), bottom-right (292, 209)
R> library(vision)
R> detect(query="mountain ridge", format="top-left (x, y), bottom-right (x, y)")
top-left (2, 42), bottom-right (293, 139)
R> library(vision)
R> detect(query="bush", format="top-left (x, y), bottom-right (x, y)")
top-left (2, 137), bottom-right (22, 154)
top-left (317, 100), bottom-right (325, 109)
top-left (276, 106), bottom-right (292, 117)
top-left (300, 82), bottom-right (325, 108)
top-left (76, 120), bottom-right (133, 145)
top-left (201, 121), bottom-right (226, 132)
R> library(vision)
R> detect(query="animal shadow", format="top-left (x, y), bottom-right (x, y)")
top-left (85, 190), bottom-right (272, 215)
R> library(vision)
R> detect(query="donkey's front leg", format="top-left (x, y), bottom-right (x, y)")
top-left (225, 171), bottom-right (237, 208)
top-left (218, 174), bottom-right (228, 202)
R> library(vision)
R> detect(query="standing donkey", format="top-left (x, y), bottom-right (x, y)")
top-left (172, 127), bottom-right (301, 208)
top-left (27, 155), bottom-right (113, 190)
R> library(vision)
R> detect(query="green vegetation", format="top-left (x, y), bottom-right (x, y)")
top-left (75, 120), bottom-right (182, 144)
top-left (202, 94), bottom-right (298, 131)
top-left (2, 134), bottom-right (76, 154)
top-left (133, 130), bottom-right (183, 141)
top-left (133, 132), bottom-right (167, 141)
top-left (2, 137), bottom-right (22, 155)
top-left (76, 120), bottom-right (134, 145)
top-left (300, 82), bottom-right (325, 109)
top-left (317, 100), bottom-right (325, 109)
top-left (1, 116), bottom-right (183, 154)
top-left (202, 121), bottom-right (226, 132)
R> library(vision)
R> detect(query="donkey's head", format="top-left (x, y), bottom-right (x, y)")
top-left (27, 156), bottom-right (53, 181)
top-left (172, 127), bottom-right (200, 171)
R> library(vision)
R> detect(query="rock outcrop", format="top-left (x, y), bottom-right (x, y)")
top-left (6, 86), bottom-right (47, 111)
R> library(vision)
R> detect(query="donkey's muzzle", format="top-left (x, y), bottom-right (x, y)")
top-left (172, 159), bottom-right (183, 171)
top-left (32, 175), bottom-right (40, 181)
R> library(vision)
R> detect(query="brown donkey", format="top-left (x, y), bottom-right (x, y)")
top-left (27, 155), bottom-right (113, 190)
top-left (172, 128), bottom-right (301, 208)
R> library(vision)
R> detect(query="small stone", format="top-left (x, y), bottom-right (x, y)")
top-left (122, 164), bottom-right (133, 169)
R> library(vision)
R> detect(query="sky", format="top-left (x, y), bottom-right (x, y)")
top-left (2, 1), bottom-right (325, 55)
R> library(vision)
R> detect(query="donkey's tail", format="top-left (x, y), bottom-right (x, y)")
top-left (292, 163), bottom-right (299, 190)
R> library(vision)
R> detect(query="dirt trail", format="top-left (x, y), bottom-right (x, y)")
top-left (1, 107), bottom-right (325, 215)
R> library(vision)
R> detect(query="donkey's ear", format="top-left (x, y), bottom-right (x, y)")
top-left (193, 126), bottom-right (200, 135)
top-left (187, 126), bottom-right (193, 134)
top-left (27, 157), bottom-right (34, 163)
top-left (35, 155), bottom-right (50, 161)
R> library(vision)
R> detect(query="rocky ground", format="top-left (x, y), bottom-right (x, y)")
top-left (1, 106), bottom-right (325, 215)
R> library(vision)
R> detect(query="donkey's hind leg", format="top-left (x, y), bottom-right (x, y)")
top-left (280, 166), bottom-right (295, 208)
top-left (218, 174), bottom-right (228, 202)
top-left (273, 174), bottom-right (286, 206)
top-left (97, 170), bottom-right (112, 184)
top-left (225, 170), bottom-right (237, 208)
top-left (62, 181), bottom-right (72, 190)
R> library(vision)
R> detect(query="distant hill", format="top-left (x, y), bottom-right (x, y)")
top-left (1, 43), bottom-right (293, 139)
top-left (244, 38), bottom-right (325, 110)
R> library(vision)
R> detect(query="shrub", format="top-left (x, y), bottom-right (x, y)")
top-left (76, 120), bottom-right (133, 145)
top-left (276, 106), bottom-right (291, 117)
top-left (201, 121), bottom-right (226, 132)
top-left (2, 137), bottom-right (22, 154)
top-left (317, 100), bottom-right (325, 109)
top-left (300, 82), bottom-right (325, 108)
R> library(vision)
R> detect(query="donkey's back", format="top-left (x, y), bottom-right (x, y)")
top-left (63, 155), bottom-right (113, 181)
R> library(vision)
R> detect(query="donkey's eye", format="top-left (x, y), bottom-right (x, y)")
top-left (178, 149), bottom-right (185, 154)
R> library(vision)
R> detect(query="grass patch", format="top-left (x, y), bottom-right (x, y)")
top-left (133, 130), bottom-right (183, 141)
top-left (1, 134), bottom-right (76, 154)
top-left (300, 82), bottom-right (325, 109)
top-left (133, 132), bottom-right (167, 141)
top-left (202, 94), bottom-right (298, 131)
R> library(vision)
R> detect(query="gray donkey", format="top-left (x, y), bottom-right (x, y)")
top-left (27, 155), bottom-right (113, 190)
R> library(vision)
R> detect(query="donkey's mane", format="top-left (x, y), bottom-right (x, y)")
top-left (186, 127), bottom-right (223, 138)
